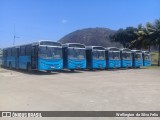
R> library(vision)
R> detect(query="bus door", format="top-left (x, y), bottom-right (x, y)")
top-left (31, 46), bottom-right (38, 69)
top-left (15, 48), bottom-right (19, 69)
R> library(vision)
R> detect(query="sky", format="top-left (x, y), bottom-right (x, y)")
top-left (0, 0), bottom-right (160, 48)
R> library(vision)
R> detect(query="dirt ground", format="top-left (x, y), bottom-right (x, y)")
top-left (0, 67), bottom-right (160, 120)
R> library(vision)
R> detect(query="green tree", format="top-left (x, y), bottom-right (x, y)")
top-left (111, 19), bottom-right (160, 66)
top-left (130, 19), bottom-right (160, 66)
top-left (130, 23), bottom-right (155, 51)
top-left (152, 19), bottom-right (160, 66)
top-left (129, 24), bottom-right (144, 49)
top-left (111, 27), bottom-right (137, 48)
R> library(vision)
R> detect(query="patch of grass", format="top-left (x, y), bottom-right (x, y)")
top-left (142, 66), bottom-right (160, 70)
top-left (151, 52), bottom-right (159, 65)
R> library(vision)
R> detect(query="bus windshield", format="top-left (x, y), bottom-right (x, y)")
top-left (135, 53), bottom-right (142, 60)
top-left (122, 52), bottom-right (132, 60)
top-left (109, 51), bottom-right (120, 60)
top-left (144, 54), bottom-right (151, 60)
top-left (93, 50), bottom-right (105, 60)
top-left (39, 46), bottom-right (62, 59)
top-left (68, 48), bottom-right (86, 59)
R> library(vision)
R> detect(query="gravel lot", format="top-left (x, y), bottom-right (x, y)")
top-left (0, 67), bottom-right (160, 120)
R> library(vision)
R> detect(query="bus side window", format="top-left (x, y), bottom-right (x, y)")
top-left (3, 50), bottom-right (7, 57)
top-left (12, 48), bottom-right (13, 56)
top-left (5, 50), bottom-right (7, 57)
top-left (20, 46), bottom-right (26, 56)
top-left (11, 48), bottom-right (12, 56)
top-left (12, 48), bottom-right (16, 56)
top-left (8, 48), bottom-right (11, 56)
top-left (15, 48), bottom-right (19, 57)
top-left (26, 45), bottom-right (32, 56)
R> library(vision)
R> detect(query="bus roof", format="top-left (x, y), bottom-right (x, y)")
top-left (3, 40), bottom-right (61, 50)
top-left (38, 40), bottom-right (62, 46)
top-left (142, 51), bottom-right (150, 54)
top-left (120, 48), bottom-right (132, 52)
top-left (131, 50), bottom-right (142, 53)
top-left (105, 47), bottom-right (120, 51)
top-left (62, 43), bottom-right (85, 48)
top-left (86, 46), bottom-right (105, 50)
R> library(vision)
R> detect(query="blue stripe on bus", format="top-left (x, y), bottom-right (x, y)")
top-left (38, 58), bottom-right (63, 70)
top-left (107, 60), bottom-right (121, 68)
top-left (67, 59), bottom-right (86, 69)
top-left (143, 60), bottom-right (151, 66)
top-left (134, 60), bottom-right (143, 67)
top-left (92, 59), bottom-right (106, 69)
top-left (121, 60), bottom-right (132, 68)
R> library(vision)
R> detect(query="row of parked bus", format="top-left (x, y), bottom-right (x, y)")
top-left (2, 40), bottom-right (151, 73)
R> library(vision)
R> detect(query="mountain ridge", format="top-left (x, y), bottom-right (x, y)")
top-left (58, 27), bottom-right (122, 48)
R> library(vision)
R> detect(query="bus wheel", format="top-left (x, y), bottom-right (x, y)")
top-left (70, 69), bottom-right (75, 72)
top-left (89, 68), bottom-right (93, 71)
top-left (27, 64), bottom-right (32, 73)
top-left (47, 70), bottom-right (51, 73)
top-left (9, 63), bottom-right (12, 69)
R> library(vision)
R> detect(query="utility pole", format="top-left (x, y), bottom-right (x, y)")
top-left (13, 24), bottom-right (20, 46)
top-left (13, 24), bottom-right (15, 46)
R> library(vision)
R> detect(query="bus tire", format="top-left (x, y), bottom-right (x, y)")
top-left (89, 68), bottom-right (93, 71)
top-left (70, 69), bottom-right (75, 72)
top-left (47, 70), bottom-right (51, 73)
top-left (27, 64), bottom-right (32, 73)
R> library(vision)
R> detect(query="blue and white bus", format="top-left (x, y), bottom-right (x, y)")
top-left (2, 40), bottom-right (63, 72)
top-left (131, 50), bottom-right (143, 68)
top-left (120, 48), bottom-right (132, 68)
top-left (86, 46), bottom-right (106, 69)
top-left (62, 43), bottom-right (86, 71)
top-left (105, 47), bottom-right (121, 69)
top-left (142, 51), bottom-right (151, 66)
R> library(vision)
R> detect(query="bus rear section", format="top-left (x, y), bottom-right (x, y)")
top-left (62, 43), bottom-right (86, 71)
top-left (86, 46), bottom-right (106, 69)
top-left (142, 51), bottom-right (151, 66)
top-left (120, 48), bottom-right (132, 68)
top-left (2, 49), bottom-right (8, 68)
top-left (2, 47), bottom-right (19, 69)
top-left (2, 40), bottom-right (63, 73)
top-left (105, 47), bottom-right (121, 69)
top-left (131, 50), bottom-right (143, 68)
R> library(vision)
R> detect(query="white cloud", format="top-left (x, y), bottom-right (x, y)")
top-left (61, 19), bottom-right (68, 24)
